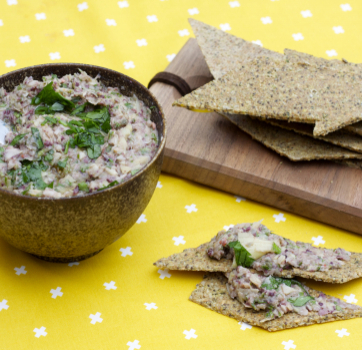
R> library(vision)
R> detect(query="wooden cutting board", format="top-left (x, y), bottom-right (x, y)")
top-left (149, 38), bottom-right (362, 236)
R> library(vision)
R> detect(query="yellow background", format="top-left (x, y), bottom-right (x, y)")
top-left (1, 0), bottom-right (362, 349)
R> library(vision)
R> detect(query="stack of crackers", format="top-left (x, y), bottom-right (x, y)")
top-left (173, 19), bottom-right (362, 165)
top-left (154, 228), bottom-right (362, 331)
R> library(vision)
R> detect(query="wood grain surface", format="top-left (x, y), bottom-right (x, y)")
top-left (149, 38), bottom-right (362, 235)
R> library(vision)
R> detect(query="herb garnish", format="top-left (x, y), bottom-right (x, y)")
top-left (31, 127), bottom-right (44, 149)
top-left (228, 241), bottom-right (255, 267)
top-left (97, 181), bottom-right (118, 191)
top-left (288, 295), bottom-right (314, 307)
top-left (57, 158), bottom-right (68, 169)
top-left (272, 242), bottom-right (281, 254)
top-left (10, 133), bottom-right (26, 146)
top-left (31, 82), bottom-right (75, 111)
top-left (78, 182), bottom-right (89, 192)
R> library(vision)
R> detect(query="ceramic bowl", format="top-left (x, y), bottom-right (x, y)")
top-left (0, 63), bottom-right (166, 262)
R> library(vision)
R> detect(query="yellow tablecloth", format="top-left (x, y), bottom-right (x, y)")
top-left (1, 1), bottom-right (362, 349)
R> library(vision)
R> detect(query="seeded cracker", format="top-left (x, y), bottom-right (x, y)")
top-left (173, 56), bottom-right (362, 136)
top-left (189, 18), bottom-right (282, 79)
top-left (154, 240), bottom-right (362, 283)
top-left (264, 119), bottom-right (362, 154)
top-left (222, 114), bottom-right (362, 161)
top-left (284, 49), bottom-right (362, 137)
top-left (189, 273), bottom-right (362, 331)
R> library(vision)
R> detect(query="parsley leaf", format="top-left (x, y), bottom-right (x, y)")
top-left (31, 82), bottom-right (75, 111)
top-left (44, 149), bottom-right (54, 162)
top-left (228, 241), bottom-right (255, 267)
top-left (31, 127), bottom-right (44, 149)
top-left (288, 296), bottom-right (314, 307)
top-left (71, 102), bottom-right (87, 115)
top-left (272, 243), bottom-right (281, 254)
top-left (21, 161), bottom-right (48, 190)
top-left (10, 133), bottom-right (26, 146)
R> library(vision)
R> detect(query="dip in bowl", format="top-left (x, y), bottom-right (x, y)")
top-left (0, 63), bottom-right (166, 262)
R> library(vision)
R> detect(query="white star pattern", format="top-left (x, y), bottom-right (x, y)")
top-left (234, 195), bottom-right (246, 202)
top-left (118, 1), bottom-right (129, 8)
top-left (223, 224), bottom-right (234, 230)
top-left (34, 327), bottom-right (47, 338)
top-left (344, 294), bottom-right (358, 303)
top-left (4, 59), bottom-right (16, 67)
top-left (172, 236), bottom-right (186, 246)
top-left (178, 29), bottom-right (190, 37)
top-left (238, 322), bottom-right (252, 330)
top-left (340, 4), bottom-right (352, 11)
top-left (326, 49), bottom-right (338, 57)
top-left (261, 17), bottom-right (272, 24)
top-left (166, 54), bottom-right (176, 62)
top-left (158, 269), bottom-right (171, 279)
top-left (0, 299), bottom-right (9, 311)
top-left (273, 213), bottom-right (286, 223)
top-left (220, 23), bottom-right (231, 31)
top-left (147, 15), bottom-right (158, 23)
top-left (123, 61), bottom-right (135, 69)
top-left (188, 8), bottom-right (199, 15)
top-left (78, 2), bottom-right (88, 11)
top-left (63, 29), bottom-right (74, 37)
top-left (301, 10), bottom-right (312, 17)
top-left (336, 328), bottom-right (350, 337)
top-left (136, 39), bottom-right (147, 47)
top-left (311, 235), bottom-right (325, 246)
top-left (0, 20), bottom-right (3, 26)
top-left (94, 44), bottom-right (105, 53)
top-left (49, 52), bottom-right (61, 60)
top-left (252, 40), bottom-right (263, 47)
top-left (292, 33), bottom-right (304, 41)
top-left (7, 0), bottom-right (17, 5)
top-left (68, 262), bottom-right (79, 267)
top-left (104, 281), bottom-right (117, 290)
top-left (120, 247), bottom-right (133, 257)
top-left (136, 214), bottom-right (147, 224)
top-left (19, 35), bottom-right (30, 43)
top-left (127, 340), bottom-right (141, 350)
top-left (282, 340), bottom-right (296, 350)
top-left (50, 287), bottom-right (63, 299)
top-left (35, 13), bottom-right (46, 20)
top-left (185, 204), bottom-right (197, 213)
top-left (14, 266), bottom-right (27, 275)
top-left (106, 19), bottom-right (117, 26)
top-left (157, 181), bottom-right (163, 188)
top-left (144, 302), bottom-right (158, 310)
top-left (183, 329), bottom-right (197, 340)
top-left (229, 1), bottom-right (240, 8)
top-left (333, 26), bottom-right (344, 34)
top-left (89, 312), bottom-right (103, 324)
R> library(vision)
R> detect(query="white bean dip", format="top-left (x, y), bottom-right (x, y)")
top-left (0, 71), bottom-right (158, 197)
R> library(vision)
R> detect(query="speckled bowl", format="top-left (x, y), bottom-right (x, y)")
top-left (0, 63), bottom-right (166, 262)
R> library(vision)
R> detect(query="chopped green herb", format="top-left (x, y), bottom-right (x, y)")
top-left (131, 169), bottom-right (139, 176)
top-left (31, 82), bottom-right (75, 111)
top-left (151, 133), bottom-right (157, 143)
top-left (57, 158), bottom-right (68, 169)
top-left (51, 74), bottom-right (58, 79)
top-left (21, 160), bottom-right (48, 190)
top-left (228, 241), bottom-right (255, 267)
top-left (125, 102), bottom-right (132, 109)
top-left (31, 127), bottom-right (44, 149)
top-left (10, 133), bottom-right (26, 146)
top-left (98, 180), bottom-right (118, 191)
top-left (288, 296), bottom-right (314, 307)
top-left (64, 139), bottom-right (70, 155)
top-left (71, 102), bottom-right (87, 115)
top-left (272, 243), bottom-right (281, 254)
top-left (150, 106), bottom-right (157, 110)
top-left (41, 116), bottom-right (58, 126)
top-left (44, 149), bottom-right (54, 162)
top-left (78, 182), bottom-right (89, 192)
top-left (22, 184), bottom-right (31, 195)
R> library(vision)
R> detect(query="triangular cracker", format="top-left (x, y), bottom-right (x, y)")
top-left (189, 273), bottom-right (362, 331)
top-left (173, 56), bottom-right (362, 136)
top-left (189, 18), bottom-right (282, 79)
top-left (154, 240), bottom-right (362, 283)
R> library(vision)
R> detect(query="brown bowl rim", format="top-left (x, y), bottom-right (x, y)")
top-left (0, 62), bottom-right (167, 202)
